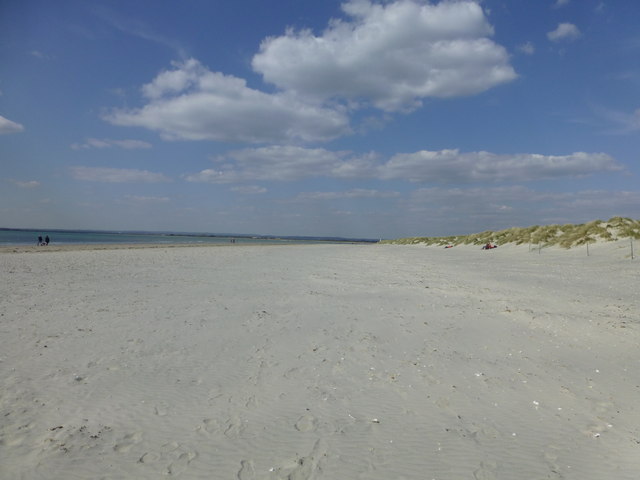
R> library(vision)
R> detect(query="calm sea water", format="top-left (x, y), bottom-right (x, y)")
top-left (0, 229), bottom-right (373, 246)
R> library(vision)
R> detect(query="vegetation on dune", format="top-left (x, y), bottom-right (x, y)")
top-left (382, 216), bottom-right (640, 248)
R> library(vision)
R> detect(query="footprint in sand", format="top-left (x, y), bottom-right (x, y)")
top-left (223, 415), bottom-right (247, 438)
top-left (113, 431), bottom-right (142, 453)
top-left (138, 451), bottom-right (160, 464)
top-left (237, 459), bottom-right (255, 480)
top-left (294, 414), bottom-right (317, 433)
top-left (271, 438), bottom-right (327, 480)
top-left (154, 403), bottom-right (169, 416)
top-left (195, 418), bottom-right (220, 437)
top-left (167, 451), bottom-right (198, 476)
top-left (289, 439), bottom-right (328, 480)
top-left (473, 460), bottom-right (498, 480)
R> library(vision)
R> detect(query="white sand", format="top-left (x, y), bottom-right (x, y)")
top-left (1, 242), bottom-right (638, 479)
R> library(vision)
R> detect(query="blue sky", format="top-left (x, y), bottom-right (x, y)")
top-left (1, 0), bottom-right (639, 238)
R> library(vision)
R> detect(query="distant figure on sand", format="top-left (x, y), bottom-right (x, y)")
top-left (37, 235), bottom-right (43, 246)
top-left (482, 243), bottom-right (497, 250)
top-left (45, 235), bottom-right (50, 245)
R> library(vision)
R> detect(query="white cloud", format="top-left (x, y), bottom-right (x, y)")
top-left (70, 166), bottom-right (171, 183)
top-left (231, 185), bottom-right (268, 194)
top-left (10, 179), bottom-right (40, 188)
top-left (0, 115), bottom-right (25, 134)
top-left (252, 0), bottom-right (516, 112)
top-left (105, 59), bottom-right (351, 143)
top-left (553, 0), bottom-right (570, 8)
top-left (122, 195), bottom-right (170, 203)
top-left (547, 23), bottom-right (581, 42)
top-left (379, 150), bottom-right (620, 183)
top-left (601, 107), bottom-right (640, 134)
top-left (186, 147), bottom-right (620, 185)
top-left (297, 189), bottom-right (400, 200)
top-left (30, 50), bottom-right (53, 60)
top-left (71, 138), bottom-right (152, 150)
top-left (518, 42), bottom-right (535, 55)
top-left (185, 145), bottom-right (377, 183)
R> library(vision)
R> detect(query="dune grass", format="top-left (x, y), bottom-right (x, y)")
top-left (382, 216), bottom-right (640, 248)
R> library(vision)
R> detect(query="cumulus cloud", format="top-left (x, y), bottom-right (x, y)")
top-left (252, 0), bottom-right (516, 112)
top-left (70, 166), bottom-right (171, 183)
top-left (379, 150), bottom-right (620, 183)
top-left (185, 145), bottom-right (378, 183)
top-left (105, 59), bottom-right (350, 143)
top-left (0, 115), bottom-right (25, 134)
top-left (547, 23), bottom-right (581, 42)
top-left (71, 138), bottom-right (152, 150)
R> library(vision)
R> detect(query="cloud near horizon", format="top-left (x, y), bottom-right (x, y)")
top-left (184, 146), bottom-right (376, 183)
top-left (185, 147), bottom-right (621, 185)
top-left (10, 179), bottom-right (40, 188)
top-left (70, 166), bottom-right (171, 183)
top-left (121, 195), bottom-right (171, 204)
top-left (403, 186), bottom-right (640, 234)
top-left (380, 150), bottom-right (620, 183)
top-left (297, 189), bottom-right (400, 201)
top-left (71, 138), bottom-right (152, 150)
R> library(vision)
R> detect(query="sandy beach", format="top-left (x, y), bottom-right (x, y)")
top-left (1, 242), bottom-right (638, 479)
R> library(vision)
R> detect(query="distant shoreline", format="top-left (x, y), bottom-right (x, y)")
top-left (0, 227), bottom-right (379, 246)
top-left (0, 242), bottom-right (329, 254)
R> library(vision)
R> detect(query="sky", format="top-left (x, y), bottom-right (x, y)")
top-left (1, 0), bottom-right (639, 239)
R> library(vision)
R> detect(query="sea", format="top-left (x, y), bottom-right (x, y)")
top-left (0, 228), bottom-right (377, 247)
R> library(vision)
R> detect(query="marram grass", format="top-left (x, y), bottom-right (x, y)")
top-left (382, 216), bottom-right (640, 248)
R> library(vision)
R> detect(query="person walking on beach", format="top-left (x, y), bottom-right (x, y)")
top-left (37, 235), bottom-right (43, 246)
top-left (45, 235), bottom-right (50, 245)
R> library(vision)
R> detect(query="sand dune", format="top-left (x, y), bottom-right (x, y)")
top-left (1, 243), bottom-right (638, 479)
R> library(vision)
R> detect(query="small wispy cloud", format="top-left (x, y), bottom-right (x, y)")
top-left (553, 0), bottom-right (570, 9)
top-left (548, 23), bottom-right (581, 42)
top-left (30, 50), bottom-right (52, 60)
top-left (231, 186), bottom-right (267, 195)
top-left (297, 189), bottom-right (400, 200)
top-left (517, 42), bottom-right (535, 55)
top-left (71, 138), bottom-right (152, 150)
top-left (0, 115), bottom-right (25, 134)
top-left (70, 166), bottom-right (170, 183)
top-left (600, 107), bottom-right (640, 134)
top-left (122, 195), bottom-right (170, 204)
top-left (92, 5), bottom-right (187, 58)
top-left (10, 179), bottom-right (40, 188)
